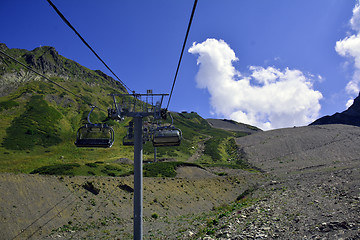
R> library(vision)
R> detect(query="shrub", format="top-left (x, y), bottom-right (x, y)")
top-left (3, 95), bottom-right (62, 150)
top-left (143, 161), bottom-right (201, 178)
top-left (204, 137), bottom-right (222, 161)
top-left (30, 163), bottom-right (80, 175)
top-left (104, 165), bottom-right (121, 171)
top-left (0, 100), bottom-right (19, 111)
top-left (85, 162), bottom-right (97, 168)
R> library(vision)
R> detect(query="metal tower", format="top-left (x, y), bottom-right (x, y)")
top-left (108, 92), bottom-right (168, 240)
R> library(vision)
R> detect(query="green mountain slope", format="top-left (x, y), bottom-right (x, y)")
top-left (0, 43), bottom-right (259, 176)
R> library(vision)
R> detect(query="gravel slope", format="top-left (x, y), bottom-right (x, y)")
top-left (1, 124), bottom-right (359, 239)
top-left (235, 124), bottom-right (360, 176)
top-left (206, 119), bottom-right (261, 134)
top-left (0, 170), bottom-right (263, 239)
top-left (203, 124), bottom-right (360, 239)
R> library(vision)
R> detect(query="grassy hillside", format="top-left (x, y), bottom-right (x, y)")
top-left (0, 44), bottom-right (256, 176)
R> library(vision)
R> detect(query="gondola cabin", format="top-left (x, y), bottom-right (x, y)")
top-left (152, 128), bottom-right (182, 147)
top-left (75, 123), bottom-right (114, 148)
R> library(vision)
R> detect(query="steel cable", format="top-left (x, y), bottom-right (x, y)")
top-left (0, 50), bottom-right (105, 112)
top-left (46, 0), bottom-right (133, 93)
top-left (166, 0), bottom-right (198, 110)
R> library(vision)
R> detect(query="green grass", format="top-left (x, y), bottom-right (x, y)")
top-left (3, 95), bottom-right (62, 150)
top-left (188, 188), bottom-right (259, 239)
top-left (30, 163), bottom-right (80, 175)
top-left (203, 137), bottom-right (222, 162)
top-left (0, 45), bottom-right (259, 176)
top-left (30, 161), bottom-right (133, 177)
top-left (143, 161), bottom-right (203, 177)
top-left (0, 99), bottom-right (19, 111)
top-left (0, 96), bottom-right (254, 174)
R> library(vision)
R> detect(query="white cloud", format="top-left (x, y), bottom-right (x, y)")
top-left (189, 38), bottom-right (323, 130)
top-left (335, 1), bottom-right (360, 105)
top-left (350, 2), bottom-right (360, 32)
top-left (346, 99), bottom-right (354, 109)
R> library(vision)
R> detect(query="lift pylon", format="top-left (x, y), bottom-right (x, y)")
top-left (108, 92), bottom-right (168, 240)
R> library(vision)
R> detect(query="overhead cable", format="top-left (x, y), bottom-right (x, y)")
top-left (46, 0), bottom-right (133, 93)
top-left (0, 50), bottom-right (105, 112)
top-left (166, 0), bottom-right (198, 110)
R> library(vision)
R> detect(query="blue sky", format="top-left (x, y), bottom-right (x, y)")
top-left (1, 0), bottom-right (360, 129)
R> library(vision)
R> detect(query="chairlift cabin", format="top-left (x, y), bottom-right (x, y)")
top-left (122, 133), bottom-right (146, 146)
top-left (123, 134), bottom-right (134, 146)
top-left (122, 121), bottom-right (134, 146)
top-left (152, 127), bottom-right (182, 147)
top-left (75, 123), bottom-right (115, 148)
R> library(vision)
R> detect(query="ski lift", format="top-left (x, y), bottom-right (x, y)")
top-left (75, 123), bottom-right (115, 148)
top-left (122, 121), bottom-right (147, 146)
top-left (123, 121), bottom-right (134, 146)
top-left (75, 106), bottom-right (115, 148)
top-left (152, 112), bottom-right (182, 147)
top-left (152, 126), bottom-right (182, 147)
top-left (122, 135), bottom-right (134, 146)
top-left (122, 121), bottom-right (134, 146)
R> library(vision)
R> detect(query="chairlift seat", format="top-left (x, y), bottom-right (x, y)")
top-left (75, 138), bottom-right (113, 148)
top-left (75, 123), bottom-right (114, 148)
top-left (122, 135), bottom-right (146, 146)
top-left (152, 128), bottom-right (182, 147)
top-left (122, 135), bottom-right (134, 146)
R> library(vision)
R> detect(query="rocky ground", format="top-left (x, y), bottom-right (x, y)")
top-left (203, 164), bottom-right (359, 240)
top-left (202, 124), bottom-right (360, 240)
top-left (206, 119), bottom-right (260, 134)
top-left (1, 124), bottom-right (359, 239)
top-left (0, 168), bottom-right (263, 240)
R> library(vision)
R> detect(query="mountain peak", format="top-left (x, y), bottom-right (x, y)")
top-left (310, 92), bottom-right (360, 126)
top-left (0, 43), bottom-right (127, 96)
top-left (347, 93), bottom-right (360, 114)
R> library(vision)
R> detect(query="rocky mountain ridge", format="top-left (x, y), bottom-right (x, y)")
top-left (0, 43), bottom-right (126, 96)
top-left (310, 92), bottom-right (360, 127)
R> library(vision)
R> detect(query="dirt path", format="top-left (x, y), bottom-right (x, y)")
top-left (187, 136), bottom-right (211, 162)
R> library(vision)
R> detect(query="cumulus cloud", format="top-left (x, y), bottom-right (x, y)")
top-left (335, 1), bottom-right (360, 103)
top-left (350, 2), bottom-right (360, 31)
top-left (189, 38), bottom-right (323, 130)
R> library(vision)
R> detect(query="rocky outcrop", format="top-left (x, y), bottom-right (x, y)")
top-left (0, 43), bottom-right (126, 96)
top-left (310, 93), bottom-right (360, 127)
top-left (0, 43), bottom-right (8, 51)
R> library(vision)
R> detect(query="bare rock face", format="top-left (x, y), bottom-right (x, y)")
top-left (0, 43), bottom-right (8, 51)
top-left (0, 43), bottom-right (127, 96)
top-left (23, 46), bottom-right (62, 73)
top-left (310, 92), bottom-right (360, 127)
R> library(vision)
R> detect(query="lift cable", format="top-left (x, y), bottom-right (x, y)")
top-left (11, 175), bottom-right (100, 240)
top-left (166, 0), bottom-right (198, 110)
top-left (0, 50), bottom-right (105, 112)
top-left (46, 0), bottom-right (133, 94)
